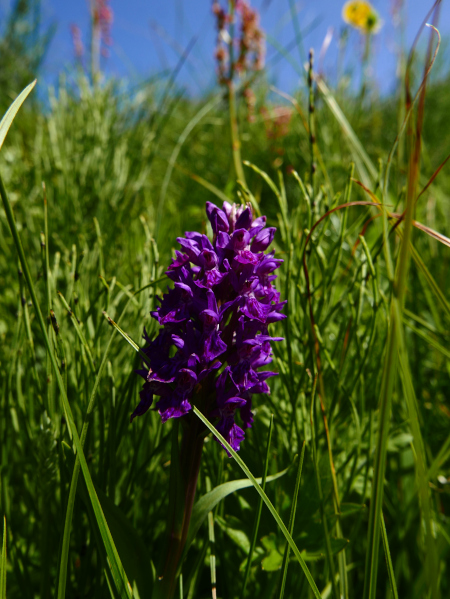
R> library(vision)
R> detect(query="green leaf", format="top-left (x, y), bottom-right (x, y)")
top-left (339, 503), bottom-right (367, 518)
top-left (261, 533), bottom-right (284, 571)
top-left (186, 463), bottom-right (291, 552)
top-left (0, 80), bottom-right (36, 152)
top-left (302, 538), bottom-right (349, 562)
top-left (216, 516), bottom-right (250, 554)
top-left (387, 433), bottom-right (414, 453)
top-left (297, 518), bottom-right (350, 557)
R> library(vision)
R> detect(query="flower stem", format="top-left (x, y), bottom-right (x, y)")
top-left (152, 417), bottom-right (204, 599)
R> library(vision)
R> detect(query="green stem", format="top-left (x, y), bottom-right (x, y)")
top-left (308, 49), bottom-right (317, 210)
top-left (228, 81), bottom-right (247, 185)
top-left (360, 34), bottom-right (371, 105)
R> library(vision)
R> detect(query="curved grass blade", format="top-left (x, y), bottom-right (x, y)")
top-left (192, 406), bottom-right (322, 599)
top-left (241, 415), bottom-right (274, 597)
top-left (315, 77), bottom-right (377, 187)
top-left (363, 27), bottom-right (439, 599)
top-left (96, 488), bottom-right (153, 599)
top-left (0, 80), bottom-right (36, 152)
top-left (404, 320), bottom-right (450, 360)
top-left (428, 432), bottom-right (450, 482)
top-left (205, 477), bottom-right (216, 599)
top-left (278, 441), bottom-right (306, 599)
top-left (397, 319), bottom-right (439, 599)
top-left (381, 515), bottom-right (399, 599)
top-left (102, 311), bottom-right (151, 367)
top-left (243, 161), bottom-right (289, 241)
top-left (353, 178), bottom-right (450, 319)
top-left (172, 162), bottom-right (231, 205)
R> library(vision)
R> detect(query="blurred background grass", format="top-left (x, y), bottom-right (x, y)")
top-left (1, 1), bottom-right (450, 598)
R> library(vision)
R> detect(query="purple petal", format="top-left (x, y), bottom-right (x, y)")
top-left (235, 207), bottom-right (252, 230)
top-left (216, 416), bottom-right (245, 453)
top-left (251, 227), bottom-right (276, 252)
top-left (200, 249), bottom-right (218, 270)
top-left (228, 229), bottom-right (250, 251)
top-left (206, 201), bottom-right (229, 234)
top-left (130, 383), bottom-right (153, 422)
top-left (156, 394), bottom-right (192, 423)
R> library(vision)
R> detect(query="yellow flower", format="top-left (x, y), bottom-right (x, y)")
top-left (342, 1), bottom-right (382, 34)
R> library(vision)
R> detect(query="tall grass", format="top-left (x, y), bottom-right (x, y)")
top-left (1, 7), bottom-right (450, 599)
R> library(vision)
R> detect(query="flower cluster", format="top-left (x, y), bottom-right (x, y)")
top-left (92, 0), bottom-right (114, 57)
top-left (342, 1), bottom-right (382, 34)
top-left (212, 1), bottom-right (230, 85)
top-left (131, 202), bottom-right (286, 452)
top-left (235, 1), bottom-right (265, 74)
top-left (212, 0), bottom-right (265, 85)
top-left (70, 24), bottom-right (84, 60)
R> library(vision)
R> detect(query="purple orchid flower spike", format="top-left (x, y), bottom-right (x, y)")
top-left (132, 201), bottom-right (285, 452)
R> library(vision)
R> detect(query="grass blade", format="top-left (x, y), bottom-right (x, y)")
top-left (241, 414), bottom-right (274, 597)
top-left (0, 173), bottom-right (132, 599)
top-left (205, 477), bottom-right (217, 599)
top-left (380, 515), bottom-right (399, 599)
top-left (315, 77), bottom-right (377, 187)
top-left (0, 80), bottom-right (36, 151)
top-left (397, 319), bottom-right (439, 599)
top-left (278, 441), bottom-right (306, 599)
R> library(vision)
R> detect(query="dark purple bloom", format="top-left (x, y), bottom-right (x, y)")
top-left (131, 201), bottom-right (285, 452)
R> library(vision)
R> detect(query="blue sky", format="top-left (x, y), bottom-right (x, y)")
top-left (2, 1), bottom-right (449, 95)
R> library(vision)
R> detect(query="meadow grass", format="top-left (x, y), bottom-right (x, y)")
top-left (1, 14), bottom-right (450, 599)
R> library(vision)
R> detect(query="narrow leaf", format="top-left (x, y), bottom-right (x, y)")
top-left (0, 80), bottom-right (36, 152)
top-left (380, 515), bottom-right (399, 599)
